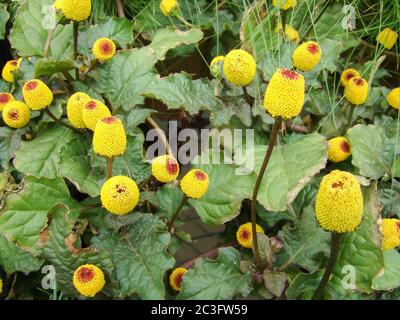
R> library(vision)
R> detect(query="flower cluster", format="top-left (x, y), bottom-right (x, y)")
top-left (376, 28), bottom-right (398, 50)
top-left (340, 68), bottom-right (360, 87)
top-left (328, 137), bottom-right (352, 163)
top-left (387, 87), bottom-right (400, 110)
top-left (152, 155), bottom-right (180, 183)
top-left (22, 79), bottom-right (53, 110)
top-left (82, 99), bottom-right (112, 131)
top-left (2, 59), bottom-right (21, 83)
top-left (292, 41), bottom-right (322, 72)
top-left (223, 49), bottom-right (256, 87)
top-left (93, 116), bottom-right (127, 158)
top-left (2, 101), bottom-right (30, 129)
top-left (236, 222), bottom-right (264, 249)
top-left (73, 264), bottom-right (105, 297)
top-left (381, 219), bottom-right (400, 251)
top-left (344, 77), bottom-right (369, 105)
top-left (93, 38), bottom-right (116, 62)
top-left (180, 169), bottom-right (209, 199)
top-left (56, 0), bottom-right (92, 22)
top-left (169, 267), bottom-right (188, 291)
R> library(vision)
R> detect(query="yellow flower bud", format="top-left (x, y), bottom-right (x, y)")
top-left (328, 137), bottom-right (351, 163)
top-left (292, 41), bottom-right (322, 72)
top-left (160, 0), bottom-right (179, 16)
top-left (381, 219), bottom-right (400, 251)
top-left (272, 0), bottom-right (297, 10)
top-left (0, 93), bottom-right (14, 111)
top-left (210, 55), bottom-right (225, 78)
top-left (340, 68), bottom-right (360, 87)
top-left (93, 116), bottom-right (127, 158)
top-left (275, 23), bottom-right (300, 42)
top-left (60, 0), bottom-right (91, 22)
top-left (93, 38), bottom-right (116, 62)
top-left (223, 49), bottom-right (256, 87)
top-left (82, 99), bottom-right (111, 131)
top-left (344, 77), bottom-right (369, 105)
top-left (263, 68), bottom-right (305, 119)
top-left (315, 170), bottom-right (363, 233)
top-left (67, 92), bottom-right (91, 129)
top-left (151, 155), bottom-right (180, 183)
top-left (169, 267), bottom-right (188, 292)
top-left (236, 222), bottom-right (264, 249)
top-left (100, 176), bottom-right (139, 215)
top-left (2, 60), bottom-right (19, 83)
top-left (180, 169), bottom-right (209, 199)
top-left (73, 264), bottom-right (105, 297)
top-left (387, 87), bottom-right (400, 110)
top-left (22, 79), bottom-right (53, 110)
top-left (376, 28), bottom-right (398, 50)
top-left (2, 101), bottom-right (30, 128)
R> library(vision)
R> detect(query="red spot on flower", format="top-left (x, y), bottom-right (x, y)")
top-left (281, 69), bottom-right (299, 80)
top-left (396, 222), bottom-right (400, 231)
top-left (10, 60), bottom-right (18, 66)
top-left (332, 181), bottom-right (344, 188)
top-left (174, 272), bottom-right (184, 289)
top-left (166, 159), bottom-right (178, 175)
top-left (100, 41), bottom-right (113, 55)
top-left (0, 94), bottom-right (10, 104)
top-left (86, 101), bottom-right (97, 110)
top-left (25, 81), bottom-right (38, 91)
top-left (8, 110), bottom-right (19, 121)
top-left (353, 78), bottom-right (364, 86)
top-left (102, 116), bottom-right (117, 124)
top-left (77, 267), bottom-right (95, 283)
top-left (340, 141), bottom-right (350, 153)
top-left (240, 229), bottom-right (250, 241)
top-left (345, 73), bottom-right (354, 80)
top-left (307, 43), bottom-right (319, 54)
top-left (115, 184), bottom-right (126, 194)
top-left (194, 170), bottom-right (206, 181)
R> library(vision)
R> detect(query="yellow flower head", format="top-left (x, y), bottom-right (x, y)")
top-left (273, 0), bottom-right (297, 10)
top-left (67, 92), bottom-right (91, 129)
top-left (2, 101), bottom-right (31, 129)
top-left (387, 87), bottom-right (400, 110)
top-left (210, 55), bottom-right (225, 78)
top-left (376, 28), bottom-right (398, 50)
top-left (160, 0), bottom-right (179, 16)
top-left (381, 219), bottom-right (400, 251)
top-left (169, 267), bottom-right (188, 292)
top-left (100, 176), bottom-right (139, 215)
top-left (93, 38), bottom-right (116, 62)
top-left (2, 60), bottom-right (19, 83)
top-left (275, 23), bottom-right (300, 42)
top-left (315, 170), bottom-right (363, 233)
top-left (223, 49), bottom-right (256, 87)
top-left (151, 155), bottom-right (180, 183)
top-left (0, 93), bottom-right (14, 111)
top-left (60, 0), bottom-right (91, 22)
top-left (328, 137), bottom-right (351, 163)
top-left (340, 68), bottom-right (360, 87)
top-left (344, 77), bottom-right (369, 105)
top-left (263, 68), bottom-right (305, 119)
top-left (0, 278), bottom-right (2, 294)
top-left (73, 264), bottom-right (105, 297)
top-left (53, 0), bottom-right (63, 10)
top-left (82, 99), bottom-right (111, 131)
top-left (22, 79), bottom-right (53, 110)
top-left (93, 116), bottom-right (127, 158)
top-left (180, 169), bottom-right (209, 199)
top-left (236, 222), bottom-right (264, 249)
top-left (292, 41), bottom-right (322, 72)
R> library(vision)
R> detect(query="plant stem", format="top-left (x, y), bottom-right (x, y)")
top-left (146, 116), bottom-right (173, 156)
top-left (242, 86), bottom-right (254, 107)
top-left (280, 10), bottom-right (287, 35)
top-left (44, 109), bottom-right (81, 133)
top-left (250, 118), bottom-right (283, 268)
top-left (347, 103), bottom-right (356, 129)
top-left (106, 157), bottom-right (113, 180)
top-left (168, 196), bottom-right (188, 233)
top-left (312, 233), bottom-right (341, 300)
top-left (115, 0), bottom-right (125, 17)
top-left (73, 21), bottom-right (79, 80)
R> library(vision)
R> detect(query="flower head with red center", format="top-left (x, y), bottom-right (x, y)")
top-left (0, 93), bottom-right (14, 111)
top-left (169, 267), bottom-right (188, 291)
top-left (151, 155), bottom-right (180, 183)
top-left (100, 175), bottom-right (140, 215)
top-left (82, 99), bottom-right (111, 131)
top-left (344, 77), bottom-right (369, 105)
top-left (180, 169), bottom-right (209, 199)
top-left (328, 137), bottom-right (352, 163)
top-left (292, 41), bottom-right (322, 72)
top-left (340, 68), bottom-right (360, 87)
top-left (2, 60), bottom-right (20, 83)
top-left (93, 38), bottom-right (116, 62)
top-left (381, 219), bottom-right (400, 251)
top-left (73, 264), bottom-right (105, 297)
top-left (236, 222), bottom-right (265, 248)
top-left (223, 49), bottom-right (256, 87)
top-left (93, 116), bottom-right (127, 158)
top-left (2, 101), bottom-right (30, 128)
top-left (387, 87), bottom-right (400, 110)
top-left (22, 79), bottom-right (53, 110)
top-left (263, 68), bottom-right (305, 119)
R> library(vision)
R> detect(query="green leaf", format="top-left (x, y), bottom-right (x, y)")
top-left (286, 270), bottom-right (324, 300)
top-left (0, 4), bottom-right (10, 39)
top-left (78, 17), bottom-right (134, 55)
top-left (372, 250), bottom-right (400, 291)
top-left (121, 108), bottom-right (154, 135)
top-left (92, 214), bottom-right (175, 299)
top-left (0, 127), bottom-right (27, 169)
top-left (142, 72), bottom-right (222, 115)
top-left (0, 177), bottom-right (79, 254)
top-left (14, 125), bottom-right (76, 179)
top-left (156, 184), bottom-right (185, 219)
top-left (278, 206), bottom-right (330, 272)
top-left (263, 271), bottom-right (287, 297)
top-left (148, 27), bottom-right (203, 60)
top-left (34, 58), bottom-right (75, 78)
top-left (43, 204), bottom-right (114, 297)
top-left (347, 124), bottom-right (394, 179)
top-left (178, 247), bottom-right (252, 300)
